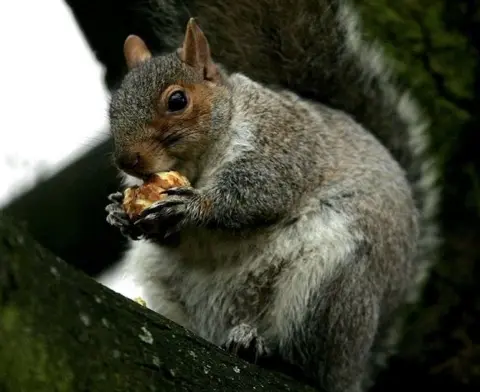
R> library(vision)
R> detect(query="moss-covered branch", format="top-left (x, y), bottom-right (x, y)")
top-left (0, 214), bottom-right (315, 392)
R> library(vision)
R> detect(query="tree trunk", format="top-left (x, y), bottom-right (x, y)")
top-left (0, 214), bottom-right (315, 392)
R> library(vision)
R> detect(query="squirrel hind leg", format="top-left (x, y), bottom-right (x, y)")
top-left (221, 323), bottom-right (270, 364)
top-left (275, 267), bottom-right (381, 392)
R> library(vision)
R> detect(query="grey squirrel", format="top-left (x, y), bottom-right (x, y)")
top-left (103, 1), bottom-right (440, 390)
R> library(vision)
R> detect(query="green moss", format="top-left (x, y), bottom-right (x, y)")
top-left (356, 0), bottom-right (477, 171)
top-left (0, 305), bottom-right (74, 392)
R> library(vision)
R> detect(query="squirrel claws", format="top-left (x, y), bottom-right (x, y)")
top-left (134, 194), bottom-right (193, 238)
top-left (222, 324), bottom-right (271, 364)
top-left (108, 191), bottom-right (124, 203)
top-left (136, 198), bottom-right (186, 223)
top-left (141, 198), bottom-right (186, 216)
top-left (107, 187), bottom-right (201, 241)
top-left (161, 186), bottom-right (197, 197)
top-left (105, 193), bottom-right (142, 241)
top-left (134, 187), bottom-right (201, 237)
top-left (105, 202), bottom-right (129, 226)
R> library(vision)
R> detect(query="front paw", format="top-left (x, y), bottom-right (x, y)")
top-left (105, 192), bottom-right (142, 240)
top-left (134, 186), bottom-right (200, 239)
top-left (222, 323), bottom-right (271, 364)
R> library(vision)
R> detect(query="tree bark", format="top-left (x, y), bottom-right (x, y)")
top-left (2, 139), bottom-right (127, 277)
top-left (0, 214), bottom-right (315, 392)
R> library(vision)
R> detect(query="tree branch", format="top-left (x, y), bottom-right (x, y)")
top-left (3, 138), bottom-right (126, 277)
top-left (0, 214), bottom-right (315, 392)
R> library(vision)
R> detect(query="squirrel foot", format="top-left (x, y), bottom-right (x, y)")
top-left (222, 323), bottom-right (270, 364)
top-left (106, 192), bottom-right (142, 240)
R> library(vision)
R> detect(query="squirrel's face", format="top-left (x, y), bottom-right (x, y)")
top-left (109, 19), bottom-right (230, 182)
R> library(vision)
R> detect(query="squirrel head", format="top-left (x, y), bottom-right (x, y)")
top-left (109, 18), bottom-right (231, 181)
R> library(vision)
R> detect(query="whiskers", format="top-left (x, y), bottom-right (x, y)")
top-left (156, 129), bottom-right (184, 147)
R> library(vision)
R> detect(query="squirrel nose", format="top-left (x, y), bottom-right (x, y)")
top-left (116, 152), bottom-right (140, 171)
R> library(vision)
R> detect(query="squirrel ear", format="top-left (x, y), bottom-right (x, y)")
top-left (179, 18), bottom-right (220, 83)
top-left (124, 35), bottom-right (152, 69)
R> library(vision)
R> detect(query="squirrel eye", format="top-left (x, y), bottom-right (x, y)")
top-left (167, 90), bottom-right (188, 112)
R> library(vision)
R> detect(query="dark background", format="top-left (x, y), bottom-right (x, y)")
top-left (2, 0), bottom-right (479, 390)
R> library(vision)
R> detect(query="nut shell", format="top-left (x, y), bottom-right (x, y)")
top-left (122, 171), bottom-right (190, 220)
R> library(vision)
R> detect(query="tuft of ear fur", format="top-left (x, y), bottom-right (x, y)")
top-left (179, 18), bottom-right (220, 83)
top-left (124, 35), bottom-right (152, 69)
